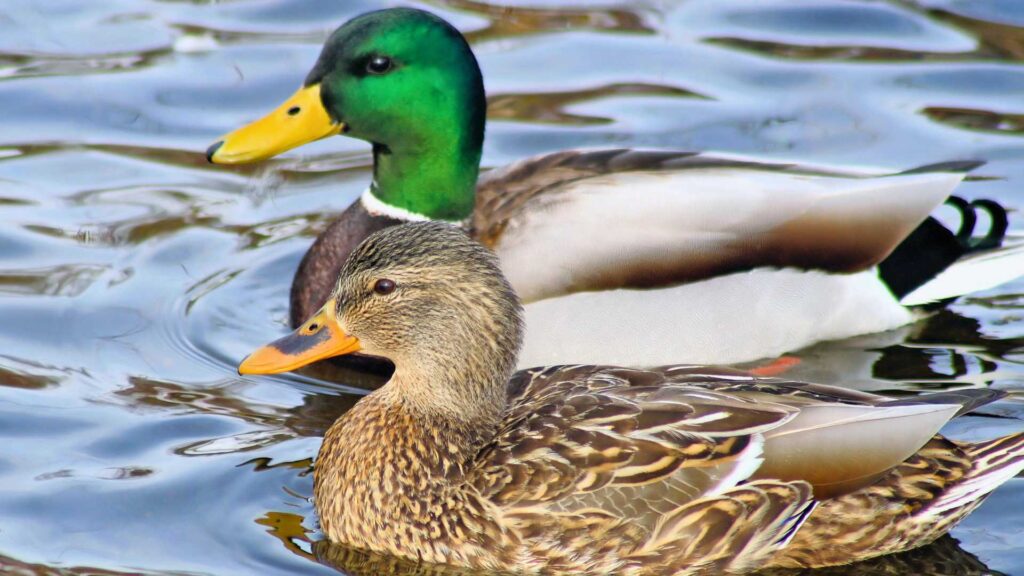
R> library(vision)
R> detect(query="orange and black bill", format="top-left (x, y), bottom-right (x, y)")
top-left (238, 299), bottom-right (360, 375)
top-left (207, 83), bottom-right (342, 164)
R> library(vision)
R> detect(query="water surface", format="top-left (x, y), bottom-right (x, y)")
top-left (1, 0), bottom-right (1023, 574)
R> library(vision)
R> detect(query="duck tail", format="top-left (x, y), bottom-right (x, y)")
top-left (880, 193), bottom-right (1024, 306)
top-left (889, 432), bottom-right (1024, 552)
top-left (927, 432), bottom-right (1024, 517)
top-left (766, 433), bottom-right (1024, 570)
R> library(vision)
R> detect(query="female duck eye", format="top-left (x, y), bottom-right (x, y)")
top-left (373, 278), bottom-right (396, 295)
top-left (367, 56), bottom-right (392, 75)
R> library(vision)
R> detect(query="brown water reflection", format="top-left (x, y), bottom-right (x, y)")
top-left (706, 5), bottom-right (1024, 63)
top-left (924, 107), bottom-right (1024, 136)
top-left (0, 554), bottom-right (151, 576)
top-left (442, 0), bottom-right (652, 41)
top-left (489, 82), bottom-right (710, 125)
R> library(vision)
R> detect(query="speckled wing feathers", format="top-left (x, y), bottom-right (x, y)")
top-left (472, 366), bottom-right (796, 510)
top-left (310, 358), bottom-right (1021, 574)
top-left (631, 481), bottom-right (815, 575)
top-left (462, 364), bottom-right (834, 574)
top-left (461, 365), bottom-right (1023, 573)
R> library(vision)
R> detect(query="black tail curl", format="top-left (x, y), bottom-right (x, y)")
top-left (879, 196), bottom-right (1009, 302)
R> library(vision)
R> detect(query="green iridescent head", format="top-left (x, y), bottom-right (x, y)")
top-left (208, 8), bottom-right (486, 221)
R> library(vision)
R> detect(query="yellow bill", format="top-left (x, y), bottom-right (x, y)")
top-left (207, 84), bottom-right (343, 164)
top-left (238, 299), bottom-right (361, 375)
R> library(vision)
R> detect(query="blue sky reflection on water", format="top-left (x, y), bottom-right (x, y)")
top-left (0, 1), bottom-right (1022, 574)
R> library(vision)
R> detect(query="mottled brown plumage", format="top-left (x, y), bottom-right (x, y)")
top-left (313, 534), bottom-right (1002, 576)
top-left (240, 222), bottom-right (1024, 575)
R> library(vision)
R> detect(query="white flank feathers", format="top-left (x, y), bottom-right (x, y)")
top-left (518, 267), bottom-right (913, 368)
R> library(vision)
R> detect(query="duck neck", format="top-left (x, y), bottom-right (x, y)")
top-left (321, 362), bottom-right (508, 496)
top-left (369, 131), bottom-right (481, 222)
top-left (386, 356), bottom-right (509, 447)
top-left (315, 373), bottom-right (503, 550)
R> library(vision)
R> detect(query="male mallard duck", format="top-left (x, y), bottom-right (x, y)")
top-left (211, 8), bottom-right (1024, 368)
top-left (240, 222), bottom-right (1024, 575)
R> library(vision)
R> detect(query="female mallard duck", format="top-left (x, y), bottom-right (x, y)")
top-left (240, 222), bottom-right (1024, 575)
top-left (211, 8), bottom-right (1024, 368)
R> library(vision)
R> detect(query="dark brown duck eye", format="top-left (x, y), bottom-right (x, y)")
top-left (367, 55), bottom-right (392, 75)
top-left (373, 278), bottom-right (396, 295)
